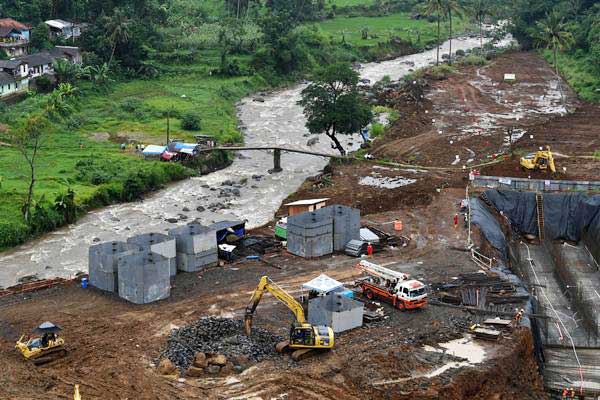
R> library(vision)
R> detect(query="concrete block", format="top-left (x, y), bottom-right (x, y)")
top-left (168, 224), bottom-right (217, 255)
top-left (88, 241), bottom-right (141, 292)
top-left (176, 249), bottom-right (218, 272)
top-left (308, 292), bottom-right (363, 333)
top-left (117, 251), bottom-right (171, 304)
top-left (127, 232), bottom-right (177, 276)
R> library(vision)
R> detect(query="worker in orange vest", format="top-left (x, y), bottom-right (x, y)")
top-left (366, 242), bottom-right (374, 257)
top-left (453, 213), bottom-right (459, 228)
top-left (561, 387), bottom-right (568, 399)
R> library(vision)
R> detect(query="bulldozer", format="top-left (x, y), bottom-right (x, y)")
top-left (15, 321), bottom-right (67, 365)
top-left (520, 146), bottom-right (556, 173)
top-left (244, 276), bottom-right (334, 361)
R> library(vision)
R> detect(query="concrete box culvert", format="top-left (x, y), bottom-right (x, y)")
top-left (287, 213), bottom-right (333, 258)
top-left (117, 251), bottom-right (171, 304)
top-left (168, 223), bottom-right (217, 255)
top-left (88, 241), bottom-right (141, 292)
top-left (127, 232), bottom-right (177, 277)
top-left (308, 293), bottom-right (364, 333)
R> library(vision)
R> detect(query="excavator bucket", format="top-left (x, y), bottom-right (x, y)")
top-left (243, 315), bottom-right (253, 336)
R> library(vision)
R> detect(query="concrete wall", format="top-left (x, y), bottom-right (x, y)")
top-left (473, 175), bottom-right (600, 192)
top-left (117, 251), bottom-right (171, 304)
top-left (127, 232), bottom-right (177, 276)
top-left (308, 293), bottom-right (363, 333)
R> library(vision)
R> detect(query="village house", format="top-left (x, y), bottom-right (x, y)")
top-left (44, 19), bottom-right (83, 40)
top-left (0, 45), bottom-right (81, 98)
top-left (0, 18), bottom-right (30, 57)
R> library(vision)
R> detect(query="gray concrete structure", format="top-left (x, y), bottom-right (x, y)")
top-left (308, 292), bottom-right (363, 333)
top-left (88, 241), bottom-right (140, 292)
top-left (168, 224), bottom-right (218, 272)
top-left (127, 232), bottom-right (177, 277)
top-left (287, 212), bottom-right (333, 258)
top-left (472, 175), bottom-right (600, 192)
top-left (117, 250), bottom-right (171, 304)
top-left (287, 204), bottom-right (360, 258)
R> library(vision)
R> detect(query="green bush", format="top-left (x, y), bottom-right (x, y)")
top-left (457, 55), bottom-right (487, 66)
top-left (121, 97), bottom-right (144, 112)
top-left (0, 222), bottom-right (29, 250)
top-left (426, 64), bottom-right (457, 80)
top-left (371, 122), bottom-right (385, 137)
top-left (181, 112), bottom-right (202, 131)
top-left (35, 75), bottom-right (54, 92)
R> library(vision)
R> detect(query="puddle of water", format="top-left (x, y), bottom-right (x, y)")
top-left (423, 335), bottom-right (487, 364)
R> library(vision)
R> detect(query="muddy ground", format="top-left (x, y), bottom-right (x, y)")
top-left (1, 51), bottom-right (597, 400)
top-left (0, 189), bottom-right (544, 400)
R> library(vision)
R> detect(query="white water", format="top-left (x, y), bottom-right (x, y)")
top-left (0, 36), bottom-right (499, 288)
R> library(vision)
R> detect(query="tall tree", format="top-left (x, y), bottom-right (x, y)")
top-left (444, 0), bottom-right (465, 64)
top-left (299, 62), bottom-right (373, 155)
top-left (9, 114), bottom-right (50, 222)
top-left (534, 11), bottom-right (574, 101)
top-left (470, 0), bottom-right (491, 50)
top-left (105, 8), bottom-right (132, 66)
top-left (422, 0), bottom-right (446, 66)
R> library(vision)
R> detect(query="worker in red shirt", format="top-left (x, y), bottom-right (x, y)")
top-left (453, 213), bottom-right (459, 229)
top-left (561, 387), bottom-right (568, 399)
top-left (366, 242), bottom-right (374, 257)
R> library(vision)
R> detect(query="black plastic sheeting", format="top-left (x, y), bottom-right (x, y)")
top-left (471, 190), bottom-right (600, 260)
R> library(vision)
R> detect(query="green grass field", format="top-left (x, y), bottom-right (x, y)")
top-left (316, 13), bottom-right (468, 48)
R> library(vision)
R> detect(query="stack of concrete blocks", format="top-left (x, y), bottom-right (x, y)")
top-left (168, 224), bottom-right (218, 272)
top-left (287, 204), bottom-right (360, 258)
top-left (117, 250), bottom-right (171, 304)
top-left (88, 241), bottom-right (140, 292)
top-left (287, 211), bottom-right (334, 258)
top-left (127, 232), bottom-right (177, 277)
top-left (308, 292), bottom-right (364, 333)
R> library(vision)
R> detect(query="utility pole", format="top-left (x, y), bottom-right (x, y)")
top-left (166, 106), bottom-right (172, 145)
top-left (466, 184), bottom-right (472, 249)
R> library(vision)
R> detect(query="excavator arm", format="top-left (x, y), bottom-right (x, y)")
top-left (244, 276), bottom-right (306, 335)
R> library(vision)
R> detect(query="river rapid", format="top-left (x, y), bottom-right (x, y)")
top-left (0, 37), bottom-right (495, 287)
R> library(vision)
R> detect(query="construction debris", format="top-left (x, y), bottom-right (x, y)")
top-left (160, 317), bottom-right (283, 372)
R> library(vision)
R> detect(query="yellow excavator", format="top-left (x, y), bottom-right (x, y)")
top-left (520, 146), bottom-right (556, 173)
top-left (15, 321), bottom-right (67, 365)
top-left (244, 276), bottom-right (334, 361)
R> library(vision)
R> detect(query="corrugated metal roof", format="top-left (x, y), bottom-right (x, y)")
top-left (142, 145), bottom-right (166, 155)
top-left (45, 19), bottom-right (73, 30)
top-left (0, 59), bottom-right (24, 69)
top-left (210, 220), bottom-right (245, 231)
top-left (22, 52), bottom-right (54, 67)
top-left (284, 198), bottom-right (330, 206)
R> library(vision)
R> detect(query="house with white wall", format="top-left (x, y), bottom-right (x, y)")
top-left (0, 18), bottom-right (30, 57)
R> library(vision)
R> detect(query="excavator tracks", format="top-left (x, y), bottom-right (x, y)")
top-left (30, 347), bottom-right (67, 366)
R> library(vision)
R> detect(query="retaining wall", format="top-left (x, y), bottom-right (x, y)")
top-left (473, 175), bottom-right (600, 192)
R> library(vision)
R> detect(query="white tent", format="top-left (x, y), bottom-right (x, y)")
top-left (302, 274), bottom-right (344, 295)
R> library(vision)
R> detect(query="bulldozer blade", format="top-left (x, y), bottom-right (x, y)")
top-left (32, 348), bottom-right (67, 366)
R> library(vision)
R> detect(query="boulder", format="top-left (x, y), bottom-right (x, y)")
top-left (158, 358), bottom-right (177, 375)
top-left (186, 366), bottom-right (204, 377)
top-left (208, 354), bottom-right (227, 366)
top-left (206, 365), bottom-right (221, 375)
top-left (221, 362), bottom-right (235, 374)
top-left (193, 352), bottom-right (208, 368)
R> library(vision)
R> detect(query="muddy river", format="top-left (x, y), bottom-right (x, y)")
top-left (0, 37), bottom-right (500, 287)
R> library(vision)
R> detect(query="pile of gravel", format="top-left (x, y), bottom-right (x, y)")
top-left (161, 317), bottom-right (283, 371)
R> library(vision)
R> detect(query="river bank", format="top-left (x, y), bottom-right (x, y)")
top-left (0, 36), bottom-right (497, 288)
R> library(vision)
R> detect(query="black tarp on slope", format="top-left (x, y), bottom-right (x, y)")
top-left (484, 190), bottom-right (600, 242)
top-left (471, 190), bottom-right (600, 260)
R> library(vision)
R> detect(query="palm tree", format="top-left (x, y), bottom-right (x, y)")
top-left (470, 0), bottom-right (491, 50)
top-left (444, 0), bottom-right (465, 64)
top-left (84, 63), bottom-right (112, 90)
top-left (53, 59), bottom-right (81, 84)
top-left (422, 0), bottom-right (446, 65)
top-left (534, 11), bottom-right (574, 102)
top-left (105, 9), bottom-right (131, 66)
